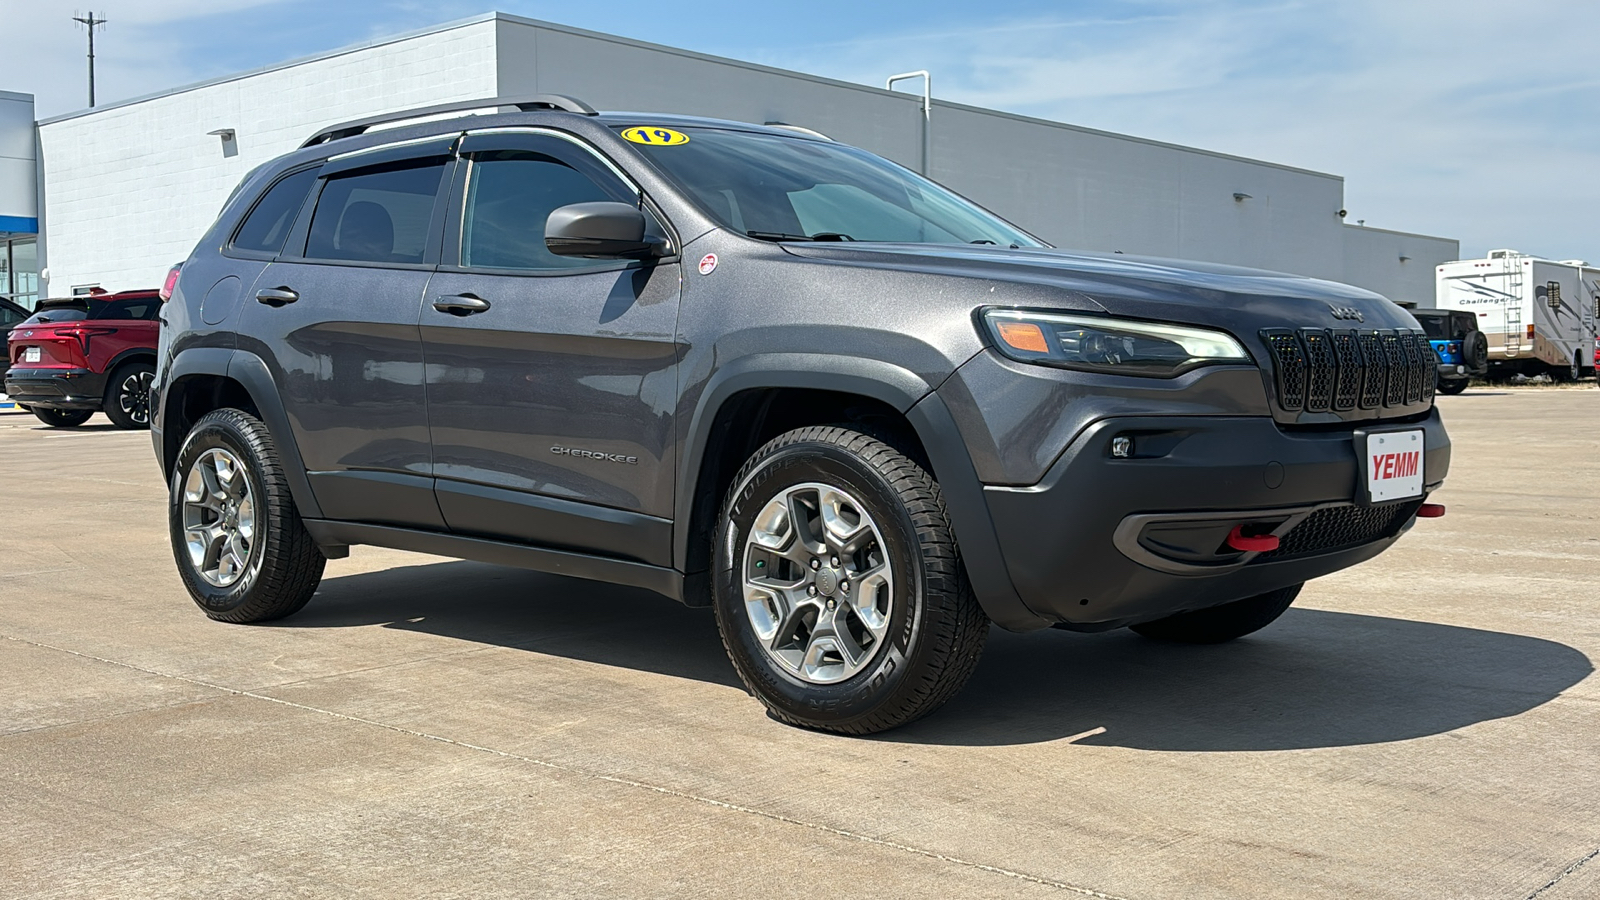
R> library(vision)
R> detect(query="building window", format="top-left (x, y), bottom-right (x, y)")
top-left (1, 238), bottom-right (39, 310)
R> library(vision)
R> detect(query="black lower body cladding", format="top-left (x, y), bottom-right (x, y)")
top-left (982, 411), bottom-right (1450, 628)
top-left (3, 367), bottom-right (108, 410)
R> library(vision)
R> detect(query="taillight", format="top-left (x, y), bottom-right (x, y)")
top-left (57, 325), bottom-right (117, 354)
top-left (159, 263), bottom-right (183, 302)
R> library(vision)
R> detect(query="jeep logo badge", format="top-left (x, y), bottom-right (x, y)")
top-left (1328, 304), bottom-right (1364, 322)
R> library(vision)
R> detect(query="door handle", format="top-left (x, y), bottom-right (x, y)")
top-left (433, 294), bottom-right (491, 316)
top-left (255, 287), bottom-right (299, 307)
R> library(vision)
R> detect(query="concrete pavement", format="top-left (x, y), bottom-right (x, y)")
top-left (1, 387), bottom-right (1597, 899)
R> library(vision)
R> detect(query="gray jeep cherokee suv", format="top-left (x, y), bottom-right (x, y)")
top-left (153, 95), bottom-right (1450, 734)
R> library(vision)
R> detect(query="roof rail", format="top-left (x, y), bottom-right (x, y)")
top-left (301, 94), bottom-right (598, 148)
top-left (762, 121), bottom-right (835, 141)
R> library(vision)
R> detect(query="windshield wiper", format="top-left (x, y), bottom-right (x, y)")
top-left (746, 230), bottom-right (855, 242)
top-left (747, 230), bottom-right (813, 242)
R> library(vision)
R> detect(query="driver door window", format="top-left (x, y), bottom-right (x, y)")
top-left (462, 151), bottom-right (626, 270)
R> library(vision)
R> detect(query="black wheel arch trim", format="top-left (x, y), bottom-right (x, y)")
top-left (672, 352), bottom-right (1049, 632)
top-left (906, 392), bottom-right (1050, 632)
top-left (159, 347), bottom-right (323, 520)
top-left (105, 348), bottom-right (158, 377)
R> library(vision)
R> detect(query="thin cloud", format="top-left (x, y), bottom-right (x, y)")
top-left (747, 0), bottom-right (1600, 259)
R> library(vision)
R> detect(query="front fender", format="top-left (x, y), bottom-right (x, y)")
top-left (672, 352), bottom-right (1050, 631)
top-left (673, 353), bottom-right (933, 569)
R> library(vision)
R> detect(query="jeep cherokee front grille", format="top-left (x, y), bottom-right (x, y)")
top-left (1261, 328), bottom-right (1432, 414)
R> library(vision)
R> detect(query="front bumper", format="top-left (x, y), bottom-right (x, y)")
top-left (983, 410), bottom-right (1450, 629)
top-left (3, 368), bottom-right (107, 410)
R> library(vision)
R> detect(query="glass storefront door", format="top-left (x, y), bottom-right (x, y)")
top-left (2, 237), bottom-right (39, 309)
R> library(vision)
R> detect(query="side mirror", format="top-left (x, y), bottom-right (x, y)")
top-left (546, 202), bottom-right (663, 259)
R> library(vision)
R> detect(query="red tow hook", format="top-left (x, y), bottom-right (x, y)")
top-left (1417, 503), bottom-right (1446, 518)
top-left (1226, 525), bottom-right (1280, 553)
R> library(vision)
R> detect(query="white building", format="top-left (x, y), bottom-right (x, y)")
top-left (11, 12), bottom-right (1456, 306)
top-left (0, 90), bottom-right (40, 308)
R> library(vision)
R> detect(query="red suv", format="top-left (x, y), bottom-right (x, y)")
top-left (5, 291), bottom-right (162, 428)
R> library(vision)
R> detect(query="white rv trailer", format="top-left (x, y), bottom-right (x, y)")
top-left (1435, 250), bottom-right (1599, 379)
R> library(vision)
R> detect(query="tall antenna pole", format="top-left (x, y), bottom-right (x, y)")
top-left (72, 11), bottom-right (108, 107)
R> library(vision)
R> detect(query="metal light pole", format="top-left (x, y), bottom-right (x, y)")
top-left (886, 70), bottom-right (931, 176)
top-left (72, 11), bottom-right (108, 108)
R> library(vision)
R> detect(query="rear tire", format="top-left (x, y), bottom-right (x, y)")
top-left (713, 426), bottom-right (988, 734)
top-left (170, 408), bottom-right (325, 623)
top-left (1437, 378), bottom-right (1468, 395)
top-left (1131, 584), bottom-right (1301, 644)
top-left (33, 407), bottom-right (93, 428)
top-left (103, 361), bottom-right (155, 430)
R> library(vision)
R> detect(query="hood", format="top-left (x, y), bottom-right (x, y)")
top-left (780, 243), bottom-right (1416, 332)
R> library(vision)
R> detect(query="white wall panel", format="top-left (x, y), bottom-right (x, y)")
top-left (36, 20), bottom-right (498, 293)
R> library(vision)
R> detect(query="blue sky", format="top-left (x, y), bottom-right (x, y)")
top-left (8, 0), bottom-right (1600, 260)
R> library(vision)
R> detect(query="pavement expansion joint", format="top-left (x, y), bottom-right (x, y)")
top-left (1, 632), bottom-right (1130, 899)
top-left (1525, 846), bottom-right (1600, 900)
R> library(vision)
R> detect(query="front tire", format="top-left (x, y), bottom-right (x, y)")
top-left (170, 408), bottom-right (325, 623)
top-left (713, 426), bottom-right (988, 734)
top-left (33, 407), bottom-right (93, 428)
top-left (1131, 584), bottom-right (1301, 644)
top-left (103, 361), bottom-right (155, 429)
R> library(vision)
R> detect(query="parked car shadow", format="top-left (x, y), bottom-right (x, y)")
top-left (287, 560), bottom-right (1592, 752)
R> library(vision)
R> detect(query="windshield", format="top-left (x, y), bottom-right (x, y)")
top-left (619, 126), bottom-right (1045, 248)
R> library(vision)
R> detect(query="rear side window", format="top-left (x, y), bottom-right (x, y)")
top-left (232, 167), bottom-right (319, 254)
top-left (305, 162), bottom-right (448, 264)
top-left (0, 304), bottom-right (24, 327)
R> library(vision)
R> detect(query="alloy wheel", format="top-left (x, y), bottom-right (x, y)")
top-left (180, 447), bottom-right (258, 588)
top-left (119, 370), bottom-right (154, 425)
top-left (742, 482), bottom-right (895, 684)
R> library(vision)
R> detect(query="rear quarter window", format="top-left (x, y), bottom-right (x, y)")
top-left (232, 167), bottom-right (320, 254)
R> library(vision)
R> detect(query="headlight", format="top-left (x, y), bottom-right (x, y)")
top-left (981, 309), bottom-right (1252, 377)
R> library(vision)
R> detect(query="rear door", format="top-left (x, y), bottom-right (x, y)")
top-left (418, 129), bottom-right (681, 565)
top-left (236, 137), bottom-right (457, 529)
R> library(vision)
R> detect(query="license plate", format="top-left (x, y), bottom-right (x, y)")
top-left (1362, 429), bottom-right (1425, 503)
top-left (22, 347), bottom-right (40, 363)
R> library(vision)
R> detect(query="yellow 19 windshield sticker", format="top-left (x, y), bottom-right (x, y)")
top-left (622, 127), bottom-right (690, 146)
